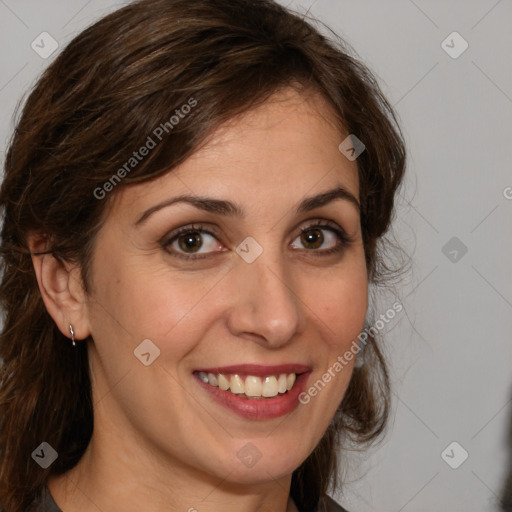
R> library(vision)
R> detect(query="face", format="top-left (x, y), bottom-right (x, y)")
top-left (83, 87), bottom-right (368, 487)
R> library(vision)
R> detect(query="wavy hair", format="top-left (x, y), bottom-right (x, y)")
top-left (0, 1), bottom-right (406, 511)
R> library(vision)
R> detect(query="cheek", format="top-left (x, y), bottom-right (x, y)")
top-left (90, 251), bottom-right (225, 362)
top-left (311, 267), bottom-right (368, 348)
top-left (293, 266), bottom-right (367, 443)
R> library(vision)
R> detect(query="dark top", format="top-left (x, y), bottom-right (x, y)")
top-left (27, 486), bottom-right (349, 512)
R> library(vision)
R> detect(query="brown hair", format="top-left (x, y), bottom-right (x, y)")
top-left (0, 1), bottom-right (406, 511)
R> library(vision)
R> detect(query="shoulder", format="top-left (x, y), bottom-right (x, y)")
top-left (317, 494), bottom-right (350, 512)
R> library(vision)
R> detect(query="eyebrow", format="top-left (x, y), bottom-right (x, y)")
top-left (135, 185), bottom-right (360, 226)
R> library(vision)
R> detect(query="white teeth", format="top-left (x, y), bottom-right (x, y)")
top-left (245, 376), bottom-right (262, 396)
top-left (198, 371), bottom-right (298, 397)
top-left (218, 373), bottom-right (230, 390)
top-left (286, 373), bottom-right (296, 391)
top-left (278, 373), bottom-right (287, 394)
top-left (262, 376), bottom-right (278, 397)
top-left (230, 374), bottom-right (244, 394)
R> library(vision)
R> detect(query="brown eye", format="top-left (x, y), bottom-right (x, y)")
top-left (178, 231), bottom-right (203, 253)
top-left (290, 222), bottom-right (351, 254)
top-left (300, 228), bottom-right (324, 249)
top-left (163, 225), bottom-right (225, 259)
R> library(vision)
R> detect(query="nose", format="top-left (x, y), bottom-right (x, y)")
top-left (225, 249), bottom-right (304, 348)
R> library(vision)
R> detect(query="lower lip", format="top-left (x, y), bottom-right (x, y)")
top-left (194, 373), bottom-right (310, 420)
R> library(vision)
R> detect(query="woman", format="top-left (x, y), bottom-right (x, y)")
top-left (0, 0), bottom-right (406, 511)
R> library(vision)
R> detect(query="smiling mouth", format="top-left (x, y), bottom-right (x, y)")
top-left (194, 371), bottom-right (298, 399)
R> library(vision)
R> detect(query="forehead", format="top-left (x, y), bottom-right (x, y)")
top-left (193, 87), bottom-right (349, 167)
top-left (114, 87), bottom-right (359, 219)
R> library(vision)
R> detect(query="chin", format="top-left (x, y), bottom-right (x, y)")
top-left (206, 440), bottom-right (309, 485)
top-left (221, 461), bottom-right (299, 486)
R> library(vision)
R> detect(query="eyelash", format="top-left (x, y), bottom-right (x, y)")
top-left (162, 220), bottom-right (354, 261)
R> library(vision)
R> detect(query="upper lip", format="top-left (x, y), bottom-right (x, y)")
top-left (194, 364), bottom-right (311, 376)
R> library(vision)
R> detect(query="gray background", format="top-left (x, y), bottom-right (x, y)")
top-left (1, 1), bottom-right (511, 511)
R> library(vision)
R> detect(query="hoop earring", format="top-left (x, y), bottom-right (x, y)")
top-left (69, 324), bottom-right (76, 347)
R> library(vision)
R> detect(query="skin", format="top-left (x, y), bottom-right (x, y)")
top-left (30, 87), bottom-right (368, 512)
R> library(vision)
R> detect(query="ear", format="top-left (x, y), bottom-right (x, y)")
top-left (27, 234), bottom-right (91, 342)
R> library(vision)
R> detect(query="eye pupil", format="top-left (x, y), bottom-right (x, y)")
top-left (179, 231), bottom-right (203, 252)
top-left (301, 228), bottom-right (323, 249)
